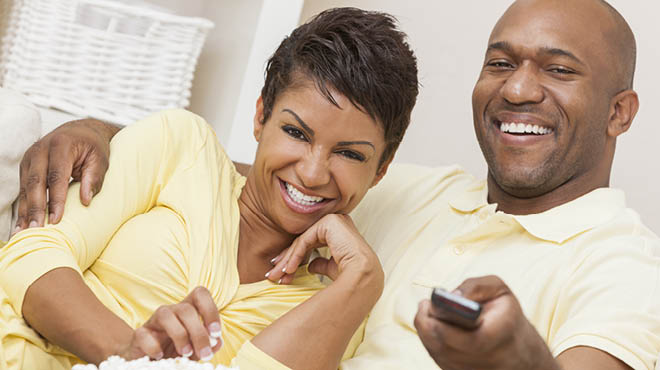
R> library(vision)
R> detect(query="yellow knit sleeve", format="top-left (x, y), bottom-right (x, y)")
top-left (231, 340), bottom-right (292, 370)
top-left (0, 109), bottom-right (213, 313)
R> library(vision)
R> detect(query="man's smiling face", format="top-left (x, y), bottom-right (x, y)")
top-left (471, 0), bottom-right (624, 201)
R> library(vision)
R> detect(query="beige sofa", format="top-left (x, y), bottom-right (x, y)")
top-left (0, 87), bottom-right (41, 242)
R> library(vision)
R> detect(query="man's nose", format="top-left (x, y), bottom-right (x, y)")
top-left (295, 149), bottom-right (331, 189)
top-left (500, 63), bottom-right (544, 105)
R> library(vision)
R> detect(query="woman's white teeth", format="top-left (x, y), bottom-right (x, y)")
top-left (499, 122), bottom-right (553, 135)
top-left (285, 183), bottom-right (324, 206)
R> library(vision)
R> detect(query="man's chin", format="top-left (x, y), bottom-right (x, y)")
top-left (489, 168), bottom-right (554, 199)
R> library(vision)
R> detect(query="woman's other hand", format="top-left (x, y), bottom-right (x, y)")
top-left (266, 214), bottom-right (384, 291)
top-left (119, 286), bottom-right (223, 362)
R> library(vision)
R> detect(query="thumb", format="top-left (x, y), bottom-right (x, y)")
top-left (308, 257), bottom-right (339, 280)
top-left (454, 275), bottom-right (511, 303)
top-left (79, 155), bottom-right (109, 206)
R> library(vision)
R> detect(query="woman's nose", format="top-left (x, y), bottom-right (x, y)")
top-left (500, 63), bottom-right (544, 105)
top-left (295, 150), bottom-right (331, 189)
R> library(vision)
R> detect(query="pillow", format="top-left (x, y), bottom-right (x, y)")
top-left (0, 87), bottom-right (41, 242)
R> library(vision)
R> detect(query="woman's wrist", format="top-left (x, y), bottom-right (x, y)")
top-left (335, 262), bottom-right (384, 304)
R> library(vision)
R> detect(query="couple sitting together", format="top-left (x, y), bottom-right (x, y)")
top-left (2, 1), bottom-right (660, 369)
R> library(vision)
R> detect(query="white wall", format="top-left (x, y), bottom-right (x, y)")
top-left (294, 0), bottom-right (660, 233)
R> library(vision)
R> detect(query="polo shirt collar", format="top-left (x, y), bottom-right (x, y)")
top-left (449, 181), bottom-right (627, 243)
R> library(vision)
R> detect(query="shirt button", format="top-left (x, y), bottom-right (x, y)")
top-left (453, 245), bottom-right (464, 255)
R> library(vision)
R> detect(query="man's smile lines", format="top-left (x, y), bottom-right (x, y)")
top-left (499, 122), bottom-right (554, 135)
top-left (285, 182), bottom-right (325, 206)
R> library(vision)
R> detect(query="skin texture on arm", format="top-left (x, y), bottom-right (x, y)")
top-left (22, 267), bottom-right (135, 364)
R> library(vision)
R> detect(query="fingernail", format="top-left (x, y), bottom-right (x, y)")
top-left (270, 257), bottom-right (277, 265)
top-left (87, 190), bottom-right (93, 200)
top-left (48, 213), bottom-right (55, 224)
top-left (209, 336), bottom-right (218, 347)
top-left (13, 225), bottom-right (21, 235)
top-left (277, 278), bottom-right (282, 285)
top-left (182, 344), bottom-right (193, 357)
top-left (209, 322), bottom-right (222, 338)
top-left (264, 271), bottom-right (270, 278)
top-left (153, 352), bottom-right (164, 360)
top-left (281, 267), bottom-right (287, 273)
top-left (28, 221), bottom-right (38, 228)
top-left (200, 347), bottom-right (213, 362)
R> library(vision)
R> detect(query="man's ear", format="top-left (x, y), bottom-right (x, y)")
top-left (253, 96), bottom-right (266, 142)
top-left (607, 89), bottom-right (639, 138)
top-left (371, 155), bottom-right (394, 188)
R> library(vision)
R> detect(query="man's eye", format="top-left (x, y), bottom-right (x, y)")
top-left (282, 126), bottom-right (307, 141)
top-left (337, 150), bottom-right (365, 162)
top-left (549, 66), bottom-right (574, 74)
top-left (487, 61), bottom-right (514, 69)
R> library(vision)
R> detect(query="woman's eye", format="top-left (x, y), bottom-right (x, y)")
top-left (337, 150), bottom-right (365, 162)
top-left (282, 126), bottom-right (307, 141)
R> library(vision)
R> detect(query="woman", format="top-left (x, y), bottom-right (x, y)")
top-left (0, 7), bottom-right (418, 370)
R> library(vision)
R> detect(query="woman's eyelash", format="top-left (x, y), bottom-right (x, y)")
top-left (282, 125), bottom-right (307, 141)
top-left (337, 150), bottom-right (365, 162)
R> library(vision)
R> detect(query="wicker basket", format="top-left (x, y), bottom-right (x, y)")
top-left (0, 0), bottom-right (214, 125)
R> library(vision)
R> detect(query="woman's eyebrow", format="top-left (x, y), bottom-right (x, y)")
top-left (282, 109), bottom-right (314, 136)
top-left (338, 141), bottom-right (375, 150)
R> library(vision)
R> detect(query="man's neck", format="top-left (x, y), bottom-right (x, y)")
top-left (486, 174), bottom-right (610, 216)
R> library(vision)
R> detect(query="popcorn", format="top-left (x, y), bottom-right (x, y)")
top-left (72, 356), bottom-right (237, 370)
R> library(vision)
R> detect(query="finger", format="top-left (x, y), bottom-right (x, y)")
top-left (150, 305), bottom-right (194, 358)
top-left (266, 247), bottom-right (293, 282)
top-left (46, 141), bottom-right (74, 224)
top-left (24, 148), bottom-right (50, 228)
top-left (454, 275), bottom-right (511, 303)
top-left (133, 326), bottom-right (165, 360)
top-left (172, 302), bottom-right (214, 361)
top-left (15, 152), bottom-right (33, 233)
top-left (308, 256), bottom-right (339, 280)
top-left (78, 152), bottom-right (109, 206)
top-left (185, 287), bottom-right (222, 340)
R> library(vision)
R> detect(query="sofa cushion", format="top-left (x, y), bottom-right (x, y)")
top-left (0, 87), bottom-right (41, 242)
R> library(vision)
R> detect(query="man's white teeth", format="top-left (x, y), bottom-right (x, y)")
top-left (285, 183), bottom-right (324, 206)
top-left (499, 122), bottom-right (553, 135)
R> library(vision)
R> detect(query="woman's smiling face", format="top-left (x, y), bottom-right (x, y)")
top-left (250, 79), bottom-right (389, 235)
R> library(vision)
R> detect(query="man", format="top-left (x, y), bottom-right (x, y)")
top-left (10, 0), bottom-right (660, 369)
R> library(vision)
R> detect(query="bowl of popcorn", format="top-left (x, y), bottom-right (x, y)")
top-left (72, 356), bottom-right (237, 370)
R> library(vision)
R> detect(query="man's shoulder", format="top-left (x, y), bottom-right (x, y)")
top-left (352, 163), bottom-right (478, 221)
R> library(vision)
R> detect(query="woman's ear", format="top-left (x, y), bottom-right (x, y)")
top-left (607, 89), bottom-right (639, 138)
top-left (370, 155), bottom-right (394, 188)
top-left (253, 96), bottom-right (265, 142)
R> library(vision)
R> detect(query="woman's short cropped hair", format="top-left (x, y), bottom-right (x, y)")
top-left (260, 7), bottom-right (419, 168)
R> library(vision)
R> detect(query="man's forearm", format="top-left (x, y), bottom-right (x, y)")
top-left (251, 270), bottom-right (383, 370)
top-left (22, 267), bottom-right (133, 364)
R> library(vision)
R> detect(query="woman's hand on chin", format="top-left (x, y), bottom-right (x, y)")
top-left (266, 214), bottom-right (384, 297)
top-left (118, 286), bottom-right (223, 362)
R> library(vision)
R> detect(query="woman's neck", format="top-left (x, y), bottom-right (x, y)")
top-left (236, 175), bottom-right (296, 283)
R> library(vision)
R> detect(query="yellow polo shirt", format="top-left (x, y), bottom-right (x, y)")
top-left (341, 163), bottom-right (660, 369)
